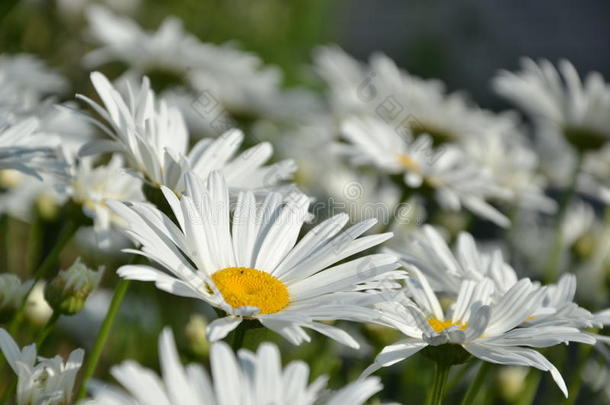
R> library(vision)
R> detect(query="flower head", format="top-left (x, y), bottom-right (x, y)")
top-left (86, 328), bottom-right (382, 405)
top-left (0, 274), bottom-right (33, 322)
top-left (44, 258), bottom-right (104, 315)
top-left (494, 58), bottom-right (610, 151)
top-left (108, 171), bottom-right (404, 347)
top-left (0, 328), bottom-right (84, 405)
top-left (77, 72), bottom-right (296, 193)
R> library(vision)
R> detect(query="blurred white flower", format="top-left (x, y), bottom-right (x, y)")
top-left (0, 118), bottom-right (67, 181)
top-left (84, 6), bottom-right (321, 130)
top-left (340, 116), bottom-right (511, 227)
top-left (86, 328), bottom-right (382, 405)
top-left (579, 143), bottom-right (610, 204)
top-left (25, 282), bottom-right (53, 326)
top-left (67, 155), bottom-right (145, 234)
top-left (0, 274), bottom-right (33, 322)
top-left (0, 329), bottom-right (83, 405)
top-left (108, 171), bottom-right (404, 347)
top-left (494, 58), bottom-right (610, 151)
top-left (463, 124), bottom-right (556, 213)
top-left (78, 72), bottom-right (296, 193)
top-left (315, 46), bottom-right (508, 145)
top-left (0, 54), bottom-right (67, 117)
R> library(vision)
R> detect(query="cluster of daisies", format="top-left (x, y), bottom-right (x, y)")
top-left (1, 3), bottom-right (610, 405)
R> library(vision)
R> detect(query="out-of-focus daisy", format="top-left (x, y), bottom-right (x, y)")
top-left (366, 271), bottom-right (597, 397)
top-left (0, 274), bottom-right (33, 322)
top-left (315, 46), bottom-right (508, 145)
top-left (494, 58), bottom-right (610, 151)
top-left (578, 143), bottom-right (610, 204)
top-left (84, 6), bottom-right (320, 130)
top-left (66, 155), bottom-right (145, 235)
top-left (463, 124), bottom-right (556, 213)
top-left (83, 6), bottom-right (198, 76)
top-left (391, 225), bottom-right (517, 296)
top-left (86, 328), bottom-right (383, 405)
top-left (78, 72), bottom-right (295, 193)
top-left (108, 171), bottom-right (403, 347)
top-left (340, 116), bottom-right (510, 227)
top-left (0, 328), bottom-right (84, 405)
top-left (0, 118), bottom-right (67, 180)
top-left (0, 54), bottom-right (67, 117)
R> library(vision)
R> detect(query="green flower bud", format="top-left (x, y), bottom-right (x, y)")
top-left (44, 258), bottom-right (103, 315)
top-left (0, 274), bottom-right (32, 323)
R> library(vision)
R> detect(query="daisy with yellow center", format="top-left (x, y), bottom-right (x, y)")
top-left (341, 116), bottom-right (511, 227)
top-left (109, 171), bottom-right (404, 347)
top-left (364, 267), bottom-right (597, 398)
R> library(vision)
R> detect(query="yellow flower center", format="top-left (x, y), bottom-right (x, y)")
top-left (211, 267), bottom-right (290, 315)
top-left (428, 318), bottom-right (468, 333)
top-left (396, 153), bottom-right (420, 170)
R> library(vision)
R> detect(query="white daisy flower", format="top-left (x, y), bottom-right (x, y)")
top-left (393, 225), bottom-right (600, 331)
top-left (366, 270), bottom-right (597, 397)
top-left (0, 118), bottom-right (67, 181)
top-left (0, 328), bottom-right (84, 405)
top-left (493, 58), bottom-right (610, 151)
top-left (463, 124), bottom-right (556, 213)
top-left (0, 54), bottom-right (67, 116)
top-left (0, 274), bottom-right (34, 322)
top-left (84, 6), bottom-right (320, 128)
top-left (67, 155), bottom-right (145, 234)
top-left (340, 116), bottom-right (511, 227)
top-left (578, 143), bottom-right (610, 204)
top-left (83, 5), bottom-right (197, 75)
top-left (107, 171), bottom-right (403, 347)
top-left (315, 46), bottom-right (509, 145)
top-left (390, 225), bottom-right (517, 296)
top-left (77, 72), bottom-right (295, 193)
top-left (86, 328), bottom-right (383, 405)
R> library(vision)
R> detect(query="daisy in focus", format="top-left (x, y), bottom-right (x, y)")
top-left (340, 116), bottom-right (511, 227)
top-left (365, 270), bottom-right (597, 397)
top-left (77, 72), bottom-right (296, 193)
top-left (86, 328), bottom-right (383, 405)
top-left (108, 171), bottom-right (404, 347)
top-left (0, 328), bottom-right (84, 405)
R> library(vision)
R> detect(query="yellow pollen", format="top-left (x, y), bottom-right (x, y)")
top-left (525, 315), bottom-right (535, 321)
top-left (427, 317), bottom-right (468, 333)
top-left (211, 267), bottom-right (290, 315)
top-left (396, 153), bottom-right (420, 171)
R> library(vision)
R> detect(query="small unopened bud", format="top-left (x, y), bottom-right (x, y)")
top-left (185, 314), bottom-right (210, 358)
top-left (0, 274), bottom-right (32, 322)
top-left (44, 258), bottom-right (103, 315)
top-left (497, 366), bottom-right (528, 401)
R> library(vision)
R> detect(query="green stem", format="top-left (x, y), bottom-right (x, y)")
top-left (563, 344), bottom-right (593, 405)
top-left (543, 152), bottom-right (583, 283)
top-left (76, 278), bottom-right (131, 401)
top-left (427, 362), bottom-right (451, 405)
top-left (0, 215), bottom-right (8, 272)
top-left (514, 369), bottom-right (542, 405)
top-left (7, 219), bottom-right (78, 335)
top-left (460, 362), bottom-right (491, 405)
top-left (34, 311), bottom-right (60, 348)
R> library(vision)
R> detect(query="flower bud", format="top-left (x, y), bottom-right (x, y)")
top-left (185, 314), bottom-right (210, 358)
top-left (44, 258), bottom-right (103, 315)
top-left (0, 274), bottom-right (32, 322)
